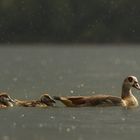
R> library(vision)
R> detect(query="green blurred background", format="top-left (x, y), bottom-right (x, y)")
top-left (0, 0), bottom-right (140, 43)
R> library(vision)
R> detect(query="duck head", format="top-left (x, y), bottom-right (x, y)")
top-left (40, 94), bottom-right (56, 106)
top-left (0, 93), bottom-right (15, 107)
top-left (123, 76), bottom-right (140, 90)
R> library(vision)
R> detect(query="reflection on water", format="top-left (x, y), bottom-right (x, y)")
top-left (0, 45), bottom-right (140, 140)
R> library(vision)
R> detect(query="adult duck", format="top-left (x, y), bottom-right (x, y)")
top-left (53, 76), bottom-right (140, 108)
top-left (15, 94), bottom-right (56, 107)
top-left (0, 92), bottom-right (15, 108)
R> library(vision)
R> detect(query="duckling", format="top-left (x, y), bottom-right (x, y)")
top-left (15, 94), bottom-right (56, 107)
top-left (0, 92), bottom-right (15, 108)
top-left (53, 76), bottom-right (140, 108)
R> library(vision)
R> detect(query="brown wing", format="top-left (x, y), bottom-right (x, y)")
top-left (63, 95), bottom-right (122, 107)
top-left (87, 95), bottom-right (122, 106)
top-left (65, 96), bottom-right (88, 105)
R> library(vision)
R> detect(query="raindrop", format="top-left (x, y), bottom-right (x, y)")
top-left (70, 90), bottom-right (74, 94)
top-left (77, 83), bottom-right (84, 88)
top-left (66, 128), bottom-right (71, 132)
top-left (72, 116), bottom-right (76, 120)
top-left (80, 83), bottom-right (84, 87)
top-left (39, 123), bottom-right (43, 128)
top-left (58, 76), bottom-right (63, 80)
top-left (2, 136), bottom-right (10, 140)
top-left (20, 114), bottom-right (25, 118)
top-left (25, 95), bottom-right (28, 99)
top-left (13, 77), bottom-right (18, 82)
top-left (121, 117), bottom-right (126, 121)
top-left (78, 136), bottom-right (84, 140)
top-left (12, 122), bottom-right (17, 128)
top-left (50, 116), bottom-right (55, 119)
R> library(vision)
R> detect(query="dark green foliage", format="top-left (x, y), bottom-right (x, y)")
top-left (0, 0), bottom-right (140, 43)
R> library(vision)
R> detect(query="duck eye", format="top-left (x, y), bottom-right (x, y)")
top-left (128, 77), bottom-right (133, 83)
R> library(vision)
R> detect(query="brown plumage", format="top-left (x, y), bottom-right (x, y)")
top-left (0, 92), bottom-right (15, 108)
top-left (15, 94), bottom-right (56, 107)
top-left (54, 95), bottom-right (123, 107)
top-left (54, 76), bottom-right (140, 108)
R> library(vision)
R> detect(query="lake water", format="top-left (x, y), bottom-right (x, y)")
top-left (0, 44), bottom-right (140, 140)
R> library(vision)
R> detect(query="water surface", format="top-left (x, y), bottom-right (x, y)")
top-left (0, 45), bottom-right (140, 140)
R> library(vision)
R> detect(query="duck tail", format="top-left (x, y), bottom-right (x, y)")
top-left (53, 96), bottom-right (61, 101)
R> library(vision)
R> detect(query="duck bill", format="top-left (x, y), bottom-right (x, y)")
top-left (133, 82), bottom-right (140, 90)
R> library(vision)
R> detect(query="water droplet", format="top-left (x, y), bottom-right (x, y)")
top-left (13, 77), bottom-right (18, 82)
top-left (22, 124), bottom-right (25, 128)
top-left (80, 84), bottom-right (84, 87)
top-left (58, 76), bottom-right (63, 80)
top-left (66, 128), bottom-right (71, 132)
top-left (50, 116), bottom-right (55, 119)
top-left (72, 116), bottom-right (76, 120)
top-left (25, 95), bottom-right (28, 99)
top-left (12, 122), bottom-right (16, 128)
top-left (121, 117), bottom-right (126, 121)
top-left (78, 136), bottom-right (84, 140)
top-left (77, 83), bottom-right (84, 88)
top-left (39, 123), bottom-right (43, 128)
top-left (21, 114), bottom-right (25, 118)
top-left (70, 90), bottom-right (74, 94)
top-left (2, 136), bottom-right (10, 140)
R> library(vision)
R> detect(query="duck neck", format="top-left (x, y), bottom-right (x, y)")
top-left (121, 84), bottom-right (132, 99)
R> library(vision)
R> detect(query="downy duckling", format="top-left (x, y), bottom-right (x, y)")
top-left (0, 92), bottom-right (15, 108)
top-left (15, 94), bottom-right (56, 107)
top-left (53, 76), bottom-right (140, 108)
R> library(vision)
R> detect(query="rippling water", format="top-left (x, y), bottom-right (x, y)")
top-left (0, 44), bottom-right (140, 140)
